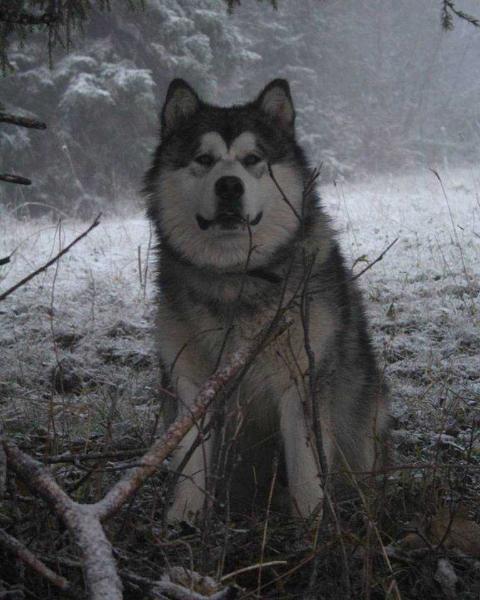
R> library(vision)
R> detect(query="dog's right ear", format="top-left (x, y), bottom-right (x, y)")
top-left (161, 79), bottom-right (200, 137)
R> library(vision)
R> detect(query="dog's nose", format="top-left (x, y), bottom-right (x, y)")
top-left (215, 176), bottom-right (244, 202)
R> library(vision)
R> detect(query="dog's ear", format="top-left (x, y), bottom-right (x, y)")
top-left (255, 79), bottom-right (295, 132)
top-left (161, 79), bottom-right (200, 136)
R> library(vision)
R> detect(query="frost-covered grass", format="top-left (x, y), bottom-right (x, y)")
top-left (0, 168), bottom-right (479, 598)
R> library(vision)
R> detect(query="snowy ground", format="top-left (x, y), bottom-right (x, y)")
top-left (1, 168), bottom-right (478, 442)
top-left (0, 167), bottom-right (479, 596)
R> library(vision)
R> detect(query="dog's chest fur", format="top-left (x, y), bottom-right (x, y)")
top-left (156, 237), bottom-right (340, 411)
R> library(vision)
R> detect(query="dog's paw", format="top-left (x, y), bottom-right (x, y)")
top-left (167, 485), bottom-right (205, 524)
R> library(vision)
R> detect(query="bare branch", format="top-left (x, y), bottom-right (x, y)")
top-left (0, 10), bottom-right (60, 26)
top-left (267, 163), bottom-right (302, 222)
top-left (0, 527), bottom-right (70, 591)
top-left (0, 112), bottom-right (46, 129)
top-left (351, 237), bottom-right (399, 281)
top-left (0, 173), bottom-right (32, 185)
top-left (42, 447), bottom-right (149, 464)
top-left (0, 213), bottom-right (101, 302)
top-left (2, 439), bottom-right (123, 600)
top-left (442, 0), bottom-right (480, 29)
top-left (95, 344), bottom-right (257, 521)
top-left (0, 330), bottom-right (282, 598)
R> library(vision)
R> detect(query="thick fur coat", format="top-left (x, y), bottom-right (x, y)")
top-left (144, 79), bottom-right (389, 521)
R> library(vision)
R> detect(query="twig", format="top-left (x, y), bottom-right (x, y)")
top-left (95, 344), bottom-right (259, 521)
top-left (41, 447), bottom-right (149, 464)
top-left (257, 456), bottom-right (278, 596)
top-left (328, 461), bottom-right (480, 477)
top-left (0, 255), bottom-right (10, 266)
top-left (431, 169), bottom-right (472, 295)
top-left (0, 174), bottom-right (32, 185)
top-left (2, 438), bottom-right (123, 600)
top-left (0, 10), bottom-right (60, 26)
top-left (221, 561), bottom-right (287, 582)
top-left (267, 163), bottom-right (302, 222)
top-left (0, 213), bottom-right (101, 302)
top-left (1, 332), bottom-right (278, 599)
top-left (0, 112), bottom-right (46, 129)
top-left (442, 0), bottom-right (480, 29)
top-left (351, 237), bottom-right (399, 281)
top-left (0, 527), bottom-right (70, 591)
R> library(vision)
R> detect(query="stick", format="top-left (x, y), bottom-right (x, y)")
top-left (41, 448), bottom-right (149, 464)
top-left (0, 10), bottom-right (60, 26)
top-left (0, 527), bottom-right (70, 591)
top-left (351, 237), bottom-right (399, 281)
top-left (95, 346), bottom-right (253, 521)
top-left (0, 213), bottom-right (101, 302)
top-left (267, 163), bottom-right (302, 222)
top-left (0, 173), bottom-right (32, 185)
top-left (2, 439), bottom-right (124, 600)
top-left (0, 112), bottom-right (46, 130)
top-left (1, 335), bottom-right (271, 599)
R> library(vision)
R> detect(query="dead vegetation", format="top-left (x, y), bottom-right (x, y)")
top-left (0, 172), bottom-right (479, 598)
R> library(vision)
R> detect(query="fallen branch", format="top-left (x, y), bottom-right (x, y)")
top-left (41, 447), bottom-right (149, 464)
top-left (0, 527), bottom-right (70, 591)
top-left (0, 333), bottom-right (271, 599)
top-left (0, 112), bottom-right (46, 130)
top-left (95, 345), bottom-right (254, 521)
top-left (0, 213), bottom-right (101, 302)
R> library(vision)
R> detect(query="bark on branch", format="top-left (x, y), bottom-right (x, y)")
top-left (0, 112), bottom-right (47, 130)
top-left (0, 329), bottom-right (277, 598)
top-left (0, 173), bottom-right (32, 185)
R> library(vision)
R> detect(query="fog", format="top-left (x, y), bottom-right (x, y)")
top-left (1, 0), bottom-right (479, 218)
top-left (1, 3), bottom-right (480, 596)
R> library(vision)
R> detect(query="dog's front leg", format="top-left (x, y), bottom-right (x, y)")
top-left (280, 389), bottom-right (330, 519)
top-left (167, 377), bottom-right (212, 523)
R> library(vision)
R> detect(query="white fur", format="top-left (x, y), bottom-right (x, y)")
top-left (153, 131), bottom-right (303, 270)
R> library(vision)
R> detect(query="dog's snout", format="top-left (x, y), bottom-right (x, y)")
top-left (215, 176), bottom-right (244, 202)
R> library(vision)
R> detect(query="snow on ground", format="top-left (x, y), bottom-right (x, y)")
top-left (0, 168), bottom-right (479, 457)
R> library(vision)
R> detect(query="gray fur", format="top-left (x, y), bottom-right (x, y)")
top-left (144, 79), bottom-right (389, 521)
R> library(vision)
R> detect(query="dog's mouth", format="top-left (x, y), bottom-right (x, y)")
top-left (196, 211), bottom-right (263, 231)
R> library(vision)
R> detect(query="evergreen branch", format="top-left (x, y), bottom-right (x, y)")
top-left (0, 111), bottom-right (47, 129)
top-left (0, 10), bottom-right (60, 26)
top-left (0, 174), bottom-right (32, 185)
top-left (442, 0), bottom-right (480, 29)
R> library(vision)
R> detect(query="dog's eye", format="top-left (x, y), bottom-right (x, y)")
top-left (194, 154), bottom-right (215, 167)
top-left (243, 154), bottom-right (262, 167)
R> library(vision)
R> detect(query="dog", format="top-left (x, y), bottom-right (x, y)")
top-left (144, 78), bottom-right (389, 522)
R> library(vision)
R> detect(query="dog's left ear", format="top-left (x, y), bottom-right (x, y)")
top-left (161, 79), bottom-right (201, 137)
top-left (255, 79), bottom-right (295, 133)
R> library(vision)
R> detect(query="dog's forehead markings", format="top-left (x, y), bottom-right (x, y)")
top-left (200, 132), bottom-right (227, 156)
top-left (200, 131), bottom-right (256, 158)
top-left (230, 132), bottom-right (256, 156)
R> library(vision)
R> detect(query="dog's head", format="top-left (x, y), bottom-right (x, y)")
top-left (145, 79), bottom-right (312, 271)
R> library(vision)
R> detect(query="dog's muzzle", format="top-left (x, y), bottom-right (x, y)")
top-left (196, 175), bottom-right (263, 231)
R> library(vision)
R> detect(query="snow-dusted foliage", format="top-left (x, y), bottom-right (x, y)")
top-left (0, 0), bottom-right (257, 217)
top-left (1, 0), bottom-right (479, 215)
top-left (1, 169), bottom-right (478, 447)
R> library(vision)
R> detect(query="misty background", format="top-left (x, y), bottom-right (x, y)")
top-left (1, 0), bottom-right (479, 218)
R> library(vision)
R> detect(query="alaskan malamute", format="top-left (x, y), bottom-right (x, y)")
top-left (144, 79), bottom-right (389, 522)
